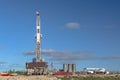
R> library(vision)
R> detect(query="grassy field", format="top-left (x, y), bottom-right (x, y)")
top-left (58, 76), bottom-right (120, 80)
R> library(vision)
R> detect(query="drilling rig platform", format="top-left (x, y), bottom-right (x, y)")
top-left (26, 12), bottom-right (48, 75)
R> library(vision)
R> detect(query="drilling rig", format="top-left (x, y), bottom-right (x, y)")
top-left (26, 12), bottom-right (48, 75)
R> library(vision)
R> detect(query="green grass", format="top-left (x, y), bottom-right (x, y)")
top-left (57, 76), bottom-right (120, 80)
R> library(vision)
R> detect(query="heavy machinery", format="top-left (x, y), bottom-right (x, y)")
top-left (26, 11), bottom-right (48, 75)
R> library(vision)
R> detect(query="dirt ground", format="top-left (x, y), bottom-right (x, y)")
top-left (0, 76), bottom-right (59, 80)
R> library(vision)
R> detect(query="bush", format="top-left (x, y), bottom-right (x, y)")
top-left (57, 76), bottom-right (120, 80)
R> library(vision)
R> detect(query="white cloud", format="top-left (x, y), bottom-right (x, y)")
top-left (24, 49), bottom-right (120, 63)
top-left (24, 49), bottom-right (94, 62)
top-left (66, 22), bottom-right (80, 29)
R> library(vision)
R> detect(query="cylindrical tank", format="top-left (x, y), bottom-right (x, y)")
top-left (68, 64), bottom-right (72, 72)
top-left (63, 64), bottom-right (67, 72)
top-left (72, 64), bottom-right (76, 73)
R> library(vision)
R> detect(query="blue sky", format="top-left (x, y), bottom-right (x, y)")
top-left (0, 0), bottom-right (120, 72)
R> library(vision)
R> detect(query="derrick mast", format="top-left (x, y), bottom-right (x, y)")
top-left (36, 11), bottom-right (42, 62)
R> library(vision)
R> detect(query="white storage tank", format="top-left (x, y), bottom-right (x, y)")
top-left (63, 64), bottom-right (67, 72)
top-left (72, 64), bottom-right (76, 73)
top-left (68, 64), bottom-right (72, 72)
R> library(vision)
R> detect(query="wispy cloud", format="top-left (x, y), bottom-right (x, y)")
top-left (24, 49), bottom-right (95, 61)
top-left (42, 49), bottom-right (94, 60)
top-left (24, 49), bottom-right (94, 55)
top-left (101, 56), bottom-right (120, 60)
top-left (0, 61), bottom-right (7, 64)
top-left (24, 50), bottom-right (35, 55)
top-left (66, 22), bottom-right (80, 29)
top-left (24, 49), bottom-right (120, 63)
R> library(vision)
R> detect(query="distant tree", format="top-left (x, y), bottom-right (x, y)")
top-left (15, 70), bottom-right (25, 75)
top-left (8, 69), bottom-right (25, 75)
